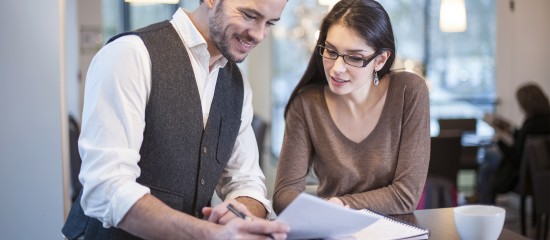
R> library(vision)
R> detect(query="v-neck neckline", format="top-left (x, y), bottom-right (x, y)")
top-left (320, 75), bottom-right (393, 145)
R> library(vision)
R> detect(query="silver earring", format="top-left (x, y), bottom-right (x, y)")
top-left (373, 71), bottom-right (379, 86)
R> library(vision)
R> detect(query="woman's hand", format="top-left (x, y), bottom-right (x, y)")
top-left (327, 197), bottom-right (349, 208)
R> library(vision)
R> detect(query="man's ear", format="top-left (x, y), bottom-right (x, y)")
top-left (374, 50), bottom-right (391, 71)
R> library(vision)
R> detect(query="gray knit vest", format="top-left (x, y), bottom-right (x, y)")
top-left (62, 21), bottom-right (244, 240)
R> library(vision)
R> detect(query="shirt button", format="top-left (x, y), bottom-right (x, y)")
top-left (200, 178), bottom-right (205, 185)
top-left (202, 147), bottom-right (207, 154)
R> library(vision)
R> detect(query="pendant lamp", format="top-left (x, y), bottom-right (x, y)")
top-left (439, 0), bottom-right (467, 32)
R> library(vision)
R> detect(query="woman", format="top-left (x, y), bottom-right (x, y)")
top-left (273, 0), bottom-right (430, 215)
top-left (478, 83), bottom-right (550, 204)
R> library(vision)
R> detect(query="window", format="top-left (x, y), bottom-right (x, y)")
top-left (271, 1), bottom-right (329, 156)
top-left (100, 0), bottom-right (251, 91)
top-left (102, 0), bottom-right (199, 41)
top-left (271, 0), bottom-right (496, 156)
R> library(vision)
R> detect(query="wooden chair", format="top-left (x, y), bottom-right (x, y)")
top-left (437, 118), bottom-right (479, 171)
top-left (524, 135), bottom-right (550, 239)
top-left (251, 115), bottom-right (268, 169)
top-left (69, 115), bottom-right (82, 203)
top-left (516, 140), bottom-right (536, 236)
top-left (511, 134), bottom-right (550, 236)
top-left (437, 118), bottom-right (477, 136)
top-left (421, 135), bottom-right (462, 209)
top-left (533, 171), bottom-right (550, 240)
top-left (428, 135), bottom-right (462, 187)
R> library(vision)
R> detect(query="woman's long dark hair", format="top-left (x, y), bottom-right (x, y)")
top-left (516, 83), bottom-right (550, 118)
top-left (284, 0), bottom-right (396, 117)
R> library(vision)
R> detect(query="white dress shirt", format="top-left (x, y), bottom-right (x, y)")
top-left (78, 8), bottom-right (271, 228)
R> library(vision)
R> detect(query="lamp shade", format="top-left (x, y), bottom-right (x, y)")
top-left (439, 0), bottom-right (467, 32)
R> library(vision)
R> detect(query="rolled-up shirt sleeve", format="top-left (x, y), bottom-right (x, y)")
top-left (215, 78), bottom-right (274, 219)
top-left (78, 36), bottom-right (151, 228)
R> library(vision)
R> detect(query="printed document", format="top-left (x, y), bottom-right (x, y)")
top-left (275, 193), bottom-right (429, 239)
top-left (275, 193), bottom-right (380, 239)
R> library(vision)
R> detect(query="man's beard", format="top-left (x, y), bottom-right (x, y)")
top-left (209, 1), bottom-right (246, 63)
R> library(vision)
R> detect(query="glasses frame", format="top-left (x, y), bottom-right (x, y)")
top-left (317, 45), bottom-right (379, 68)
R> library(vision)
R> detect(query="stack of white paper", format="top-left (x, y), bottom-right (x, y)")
top-left (275, 193), bottom-right (429, 240)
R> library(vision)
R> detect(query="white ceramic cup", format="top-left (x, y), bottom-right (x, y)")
top-left (453, 205), bottom-right (506, 240)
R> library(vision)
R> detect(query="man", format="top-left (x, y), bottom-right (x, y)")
top-left (62, 0), bottom-right (289, 239)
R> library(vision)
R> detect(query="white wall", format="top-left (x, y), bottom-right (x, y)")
top-left (67, 0), bottom-right (80, 121)
top-left (247, 36), bottom-right (273, 123)
top-left (0, 0), bottom-right (74, 238)
top-left (496, 0), bottom-right (550, 125)
top-left (77, 0), bottom-right (104, 120)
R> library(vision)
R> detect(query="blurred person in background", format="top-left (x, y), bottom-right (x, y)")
top-left (478, 83), bottom-right (550, 204)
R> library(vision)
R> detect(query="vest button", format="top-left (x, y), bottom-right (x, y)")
top-left (195, 211), bottom-right (199, 218)
top-left (202, 147), bottom-right (207, 154)
top-left (200, 178), bottom-right (205, 185)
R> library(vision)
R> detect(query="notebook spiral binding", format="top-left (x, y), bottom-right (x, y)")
top-left (362, 208), bottom-right (430, 234)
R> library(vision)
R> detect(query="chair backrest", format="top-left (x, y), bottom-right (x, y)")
top-left (251, 115), bottom-right (268, 169)
top-left (516, 135), bottom-right (550, 195)
top-left (459, 145), bottom-right (479, 170)
top-left (420, 135), bottom-right (462, 209)
top-left (69, 115), bottom-right (82, 203)
top-left (438, 118), bottom-right (477, 136)
top-left (525, 135), bottom-right (550, 171)
top-left (428, 135), bottom-right (462, 186)
top-left (523, 135), bottom-right (550, 214)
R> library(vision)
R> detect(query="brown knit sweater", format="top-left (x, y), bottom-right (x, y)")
top-left (273, 71), bottom-right (430, 215)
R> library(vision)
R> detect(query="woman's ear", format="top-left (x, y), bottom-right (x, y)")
top-left (374, 50), bottom-right (391, 71)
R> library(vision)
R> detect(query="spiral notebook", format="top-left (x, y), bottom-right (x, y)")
top-left (276, 193), bottom-right (429, 240)
top-left (351, 208), bottom-right (429, 240)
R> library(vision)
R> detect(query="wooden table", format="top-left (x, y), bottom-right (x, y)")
top-left (392, 208), bottom-right (528, 240)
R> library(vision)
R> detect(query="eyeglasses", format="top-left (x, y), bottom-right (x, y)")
top-left (317, 45), bottom-right (379, 68)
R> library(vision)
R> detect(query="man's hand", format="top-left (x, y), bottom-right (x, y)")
top-left (210, 217), bottom-right (289, 240)
top-left (202, 199), bottom-right (289, 239)
top-left (203, 196), bottom-right (268, 224)
top-left (202, 198), bottom-right (251, 224)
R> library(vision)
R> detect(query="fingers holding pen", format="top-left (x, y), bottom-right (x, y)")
top-left (203, 198), bottom-right (289, 239)
top-left (203, 198), bottom-right (252, 224)
top-left (244, 220), bottom-right (290, 240)
top-left (223, 218), bottom-right (289, 240)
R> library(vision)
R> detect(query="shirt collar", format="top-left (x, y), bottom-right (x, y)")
top-left (171, 8), bottom-right (228, 68)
